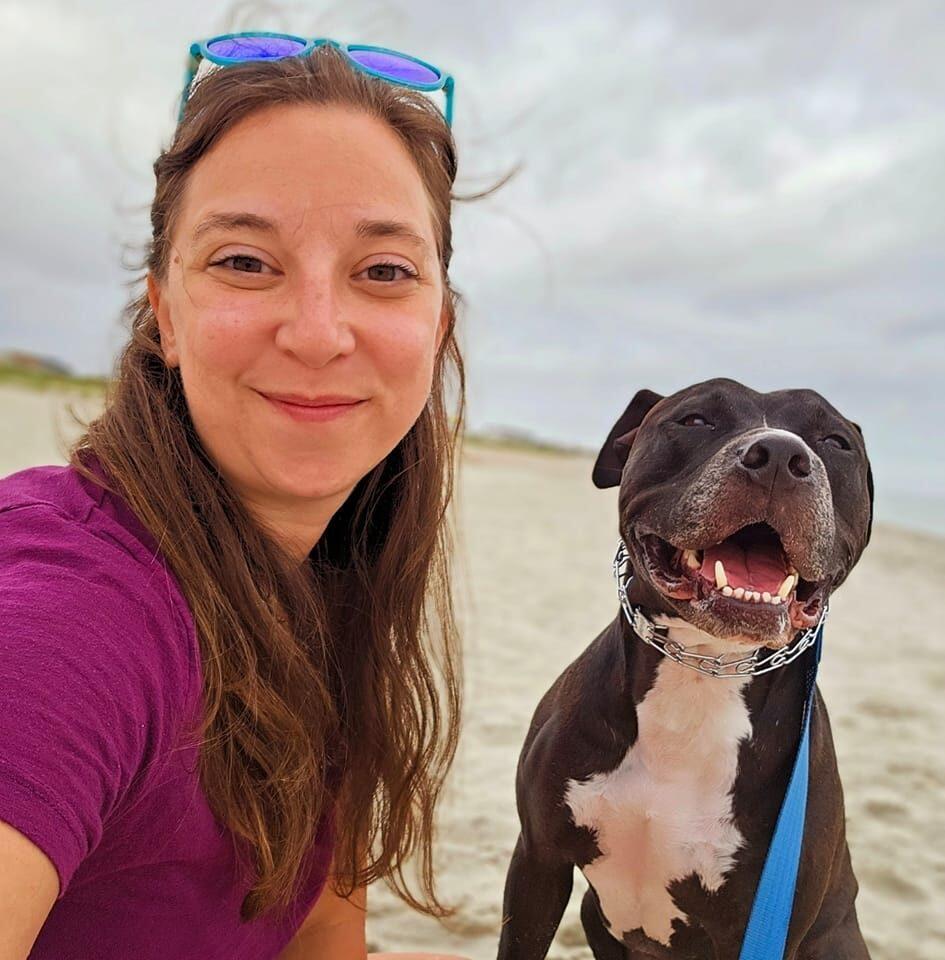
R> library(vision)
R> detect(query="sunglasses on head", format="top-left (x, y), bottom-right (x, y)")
top-left (179, 31), bottom-right (455, 127)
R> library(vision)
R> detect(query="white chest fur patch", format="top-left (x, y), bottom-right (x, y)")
top-left (564, 624), bottom-right (753, 946)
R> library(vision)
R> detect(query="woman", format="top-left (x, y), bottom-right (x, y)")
top-left (0, 36), bottom-right (471, 960)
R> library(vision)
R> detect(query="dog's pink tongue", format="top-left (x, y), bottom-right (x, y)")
top-left (700, 541), bottom-right (787, 592)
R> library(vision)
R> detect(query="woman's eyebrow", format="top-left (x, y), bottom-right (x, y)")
top-left (355, 218), bottom-right (429, 253)
top-left (189, 212), bottom-right (430, 254)
top-left (190, 211), bottom-right (277, 246)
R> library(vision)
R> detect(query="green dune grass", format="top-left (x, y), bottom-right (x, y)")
top-left (0, 364), bottom-right (108, 396)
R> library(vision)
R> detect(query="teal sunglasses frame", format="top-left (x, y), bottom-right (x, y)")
top-left (179, 31), bottom-right (455, 127)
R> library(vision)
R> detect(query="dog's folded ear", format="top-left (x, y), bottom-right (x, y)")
top-left (851, 421), bottom-right (875, 545)
top-left (592, 388), bottom-right (664, 489)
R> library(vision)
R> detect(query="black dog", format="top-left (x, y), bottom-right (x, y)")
top-left (497, 378), bottom-right (874, 959)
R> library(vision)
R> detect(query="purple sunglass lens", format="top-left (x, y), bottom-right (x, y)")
top-left (207, 35), bottom-right (307, 60)
top-left (347, 48), bottom-right (440, 84)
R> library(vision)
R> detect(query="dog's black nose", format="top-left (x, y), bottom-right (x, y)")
top-left (740, 435), bottom-right (812, 482)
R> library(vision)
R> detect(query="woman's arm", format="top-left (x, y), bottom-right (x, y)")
top-left (276, 869), bottom-right (366, 960)
top-left (275, 870), bottom-right (469, 960)
top-left (0, 819), bottom-right (59, 960)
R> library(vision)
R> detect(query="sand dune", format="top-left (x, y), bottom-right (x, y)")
top-left (2, 384), bottom-right (942, 959)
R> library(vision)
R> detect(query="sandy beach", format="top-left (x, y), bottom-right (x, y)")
top-left (2, 383), bottom-right (943, 960)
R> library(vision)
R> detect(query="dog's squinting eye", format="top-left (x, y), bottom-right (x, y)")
top-left (822, 434), bottom-right (851, 450)
top-left (677, 414), bottom-right (713, 427)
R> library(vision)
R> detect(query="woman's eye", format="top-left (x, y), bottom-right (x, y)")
top-left (362, 262), bottom-right (419, 282)
top-left (209, 254), bottom-right (270, 274)
top-left (822, 434), bottom-right (851, 450)
top-left (678, 414), bottom-right (712, 427)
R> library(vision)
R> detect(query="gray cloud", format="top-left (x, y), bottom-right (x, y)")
top-left (1, 0), bottom-right (942, 532)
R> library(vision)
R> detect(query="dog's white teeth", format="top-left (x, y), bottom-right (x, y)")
top-left (725, 583), bottom-right (788, 605)
top-left (714, 560), bottom-right (728, 589)
top-left (777, 573), bottom-right (797, 600)
top-left (683, 549), bottom-right (701, 570)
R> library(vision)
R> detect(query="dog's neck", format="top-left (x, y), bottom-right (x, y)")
top-left (648, 611), bottom-right (754, 660)
top-left (622, 605), bottom-right (815, 738)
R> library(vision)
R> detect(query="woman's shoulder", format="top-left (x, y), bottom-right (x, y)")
top-left (0, 461), bottom-right (205, 896)
top-left (0, 457), bottom-right (169, 571)
top-left (0, 458), bottom-right (200, 702)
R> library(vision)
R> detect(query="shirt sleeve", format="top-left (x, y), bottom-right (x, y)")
top-left (0, 502), bottom-right (194, 899)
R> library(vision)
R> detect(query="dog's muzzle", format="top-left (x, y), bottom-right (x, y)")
top-left (614, 539), bottom-right (828, 679)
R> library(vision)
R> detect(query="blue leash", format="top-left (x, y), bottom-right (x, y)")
top-left (738, 619), bottom-right (825, 960)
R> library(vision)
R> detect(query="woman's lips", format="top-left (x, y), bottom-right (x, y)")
top-left (261, 393), bottom-right (366, 422)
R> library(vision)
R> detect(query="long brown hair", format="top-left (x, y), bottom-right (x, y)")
top-left (68, 46), bottom-right (467, 923)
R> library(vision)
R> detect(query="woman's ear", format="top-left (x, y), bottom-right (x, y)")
top-left (147, 273), bottom-right (179, 368)
top-left (592, 388), bottom-right (664, 489)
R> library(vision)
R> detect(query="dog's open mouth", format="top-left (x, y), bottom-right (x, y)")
top-left (636, 522), bottom-right (828, 631)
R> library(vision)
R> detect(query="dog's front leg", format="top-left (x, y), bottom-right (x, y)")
top-left (797, 903), bottom-right (871, 960)
top-left (496, 832), bottom-right (574, 960)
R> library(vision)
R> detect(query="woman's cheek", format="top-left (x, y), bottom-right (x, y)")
top-left (377, 310), bottom-right (440, 374)
top-left (193, 309), bottom-right (267, 374)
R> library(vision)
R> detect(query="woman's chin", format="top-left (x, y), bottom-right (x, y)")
top-left (265, 469), bottom-right (358, 503)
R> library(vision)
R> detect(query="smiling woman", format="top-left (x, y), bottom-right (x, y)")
top-left (149, 98), bottom-right (452, 565)
top-left (0, 40), bottom-right (476, 960)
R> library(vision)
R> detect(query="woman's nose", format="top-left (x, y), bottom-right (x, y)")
top-left (275, 282), bottom-right (355, 367)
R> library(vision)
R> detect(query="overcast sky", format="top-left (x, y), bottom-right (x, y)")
top-left (1, 0), bottom-right (943, 533)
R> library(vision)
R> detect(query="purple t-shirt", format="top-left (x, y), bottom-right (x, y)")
top-left (0, 455), bottom-right (335, 959)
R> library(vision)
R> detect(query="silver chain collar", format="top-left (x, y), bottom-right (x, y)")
top-left (613, 538), bottom-right (829, 679)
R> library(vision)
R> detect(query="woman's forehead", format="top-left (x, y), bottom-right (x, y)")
top-left (176, 103), bottom-right (437, 245)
